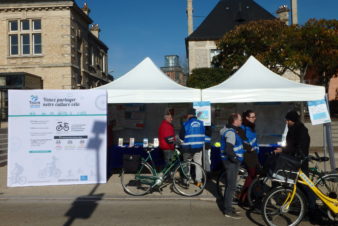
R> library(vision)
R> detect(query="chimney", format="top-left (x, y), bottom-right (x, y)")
top-left (187, 0), bottom-right (193, 35)
top-left (90, 24), bottom-right (100, 38)
top-left (81, 2), bottom-right (90, 15)
top-left (291, 0), bottom-right (298, 25)
top-left (276, 5), bottom-right (290, 25)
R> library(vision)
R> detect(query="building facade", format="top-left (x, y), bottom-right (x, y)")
top-left (186, 0), bottom-right (275, 74)
top-left (160, 55), bottom-right (187, 85)
top-left (0, 0), bottom-right (111, 90)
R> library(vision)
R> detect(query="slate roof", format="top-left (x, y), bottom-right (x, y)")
top-left (0, 0), bottom-right (72, 3)
top-left (187, 0), bottom-right (275, 41)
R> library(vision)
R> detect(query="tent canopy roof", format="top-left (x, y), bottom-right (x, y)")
top-left (96, 57), bottom-right (200, 103)
top-left (202, 56), bottom-right (325, 103)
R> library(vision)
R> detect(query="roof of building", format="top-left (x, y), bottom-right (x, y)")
top-left (0, 0), bottom-right (72, 3)
top-left (187, 0), bottom-right (275, 41)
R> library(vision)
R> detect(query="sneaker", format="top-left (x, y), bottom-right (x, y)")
top-left (232, 207), bottom-right (240, 214)
top-left (195, 181), bottom-right (203, 188)
top-left (224, 212), bottom-right (242, 219)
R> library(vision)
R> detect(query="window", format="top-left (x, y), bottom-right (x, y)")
top-left (33, 34), bottom-right (42, 54)
top-left (21, 20), bottom-right (30, 30)
top-left (21, 34), bottom-right (30, 55)
top-left (210, 49), bottom-right (221, 67)
top-left (32, 20), bottom-right (41, 30)
top-left (8, 19), bottom-right (42, 56)
top-left (9, 21), bottom-right (18, 31)
top-left (9, 35), bottom-right (18, 55)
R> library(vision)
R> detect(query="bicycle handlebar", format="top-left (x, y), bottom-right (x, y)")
top-left (308, 152), bottom-right (329, 162)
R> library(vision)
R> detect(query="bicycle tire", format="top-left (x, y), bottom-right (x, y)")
top-left (262, 186), bottom-right (306, 226)
top-left (216, 167), bottom-right (247, 200)
top-left (248, 176), bottom-right (273, 208)
top-left (121, 162), bottom-right (153, 196)
top-left (315, 173), bottom-right (338, 221)
top-left (173, 161), bottom-right (206, 197)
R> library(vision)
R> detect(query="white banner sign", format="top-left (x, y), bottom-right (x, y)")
top-left (8, 90), bottom-right (107, 187)
top-left (307, 99), bottom-right (331, 125)
top-left (193, 101), bottom-right (211, 126)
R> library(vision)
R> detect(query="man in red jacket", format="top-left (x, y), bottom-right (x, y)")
top-left (158, 111), bottom-right (175, 166)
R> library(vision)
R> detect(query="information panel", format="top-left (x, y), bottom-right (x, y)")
top-left (8, 90), bottom-right (107, 187)
top-left (307, 99), bottom-right (331, 125)
top-left (193, 101), bottom-right (211, 126)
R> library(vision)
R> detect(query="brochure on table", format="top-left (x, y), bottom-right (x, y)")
top-left (7, 89), bottom-right (107, 187)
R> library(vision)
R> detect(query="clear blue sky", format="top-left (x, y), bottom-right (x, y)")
top-left (75, 0), bottom-right (337, 78)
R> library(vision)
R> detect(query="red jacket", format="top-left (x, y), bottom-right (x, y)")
top-left (158, 120), bottom-right (175, 150)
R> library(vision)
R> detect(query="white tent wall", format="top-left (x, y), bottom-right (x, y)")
top-left (210, 102), bottom-right (294, 145)
top-left (108, 103), bottom-right (192, 146)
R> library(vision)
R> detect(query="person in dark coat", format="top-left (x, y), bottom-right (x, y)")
top-left (275, 110), bottom-right (310, 172)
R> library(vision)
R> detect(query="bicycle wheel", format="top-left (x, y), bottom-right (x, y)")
top-left (262, 187), bottom-right (306, 226)
top-left (216, 167), bottom-right (247, 200)
top-left (173, 161), bottom-right (206, 197)
top-left (121, 162), bottom-right (153, 196)
top-left (315, 174), bottom-right (338, 221)
top-left (248, 177), bottom-right (273, 208)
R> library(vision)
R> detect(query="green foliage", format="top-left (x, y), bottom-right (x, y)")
top-left (214, 19), bottom-right (338, 86)
top-left (186, 67), bottom-right (231, 89)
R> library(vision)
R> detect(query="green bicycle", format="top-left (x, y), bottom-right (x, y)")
top-left (120, 147), bottom-right (207, 197)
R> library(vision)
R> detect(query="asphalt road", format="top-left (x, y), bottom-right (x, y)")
top-left (0, 199), bottom-right (316, 226)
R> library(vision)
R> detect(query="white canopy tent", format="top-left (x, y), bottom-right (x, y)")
top-left (202, 56), bottom-right (325, 103)
top-left (96, 57), bottom-right (201, 103)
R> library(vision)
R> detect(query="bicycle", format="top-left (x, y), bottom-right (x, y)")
top-left (261, 155), bottom-right (338, 226)
top-left (120, 147), bottom-right (207, 197)
top-left (248, 152), bottom-right (331, 209)
top-left (216, 166), bottom-right (248, 200)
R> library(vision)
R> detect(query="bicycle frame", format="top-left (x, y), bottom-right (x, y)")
top-left (282, 169), bottom-right (338, 214)
top-left (135, 149), bottom-right (186, 187)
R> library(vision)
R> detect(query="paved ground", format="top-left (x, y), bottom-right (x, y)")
top-left (0, 149), bottom-right (336, 226)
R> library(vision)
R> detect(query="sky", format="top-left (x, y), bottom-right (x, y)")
top-left (75, 0), bottom-right (338, 79)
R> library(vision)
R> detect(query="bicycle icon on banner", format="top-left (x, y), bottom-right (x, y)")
top-left (56, 122), bottom-right (69, 131)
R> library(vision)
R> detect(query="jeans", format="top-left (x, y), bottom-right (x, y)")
top-left (223, 160), bottom-right (240, 214)
top-left (162, 149), bottom-right (174, 166)
top-left (182, 151), bottom-right (202, 182)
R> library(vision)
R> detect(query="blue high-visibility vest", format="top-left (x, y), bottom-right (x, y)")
top-left (220, 128), bottom-right (245, 162)
top-left (241, 125), bottom-right (259, 154)
top-left (182, 118), bottom-right (205, 149)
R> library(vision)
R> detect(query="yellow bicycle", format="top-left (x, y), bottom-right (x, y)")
top-left (261, 156), bottom-right (338, 226)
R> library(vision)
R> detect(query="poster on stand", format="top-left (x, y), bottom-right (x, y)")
top-left (7, 90), bottom-right (107, 187)
top-left (307, 99), bottom-right (331, 125)
top-left (193, 101), bottom-right (211, 126)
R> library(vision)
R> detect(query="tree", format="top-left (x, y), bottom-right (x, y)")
top-left (213, 19), bottom-right (338, 87)
top-left (186, 67), bottom-right (231, 89)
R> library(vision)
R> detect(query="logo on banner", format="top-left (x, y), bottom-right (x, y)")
top-left (56, 122), bottom-right (70, 131)
top-left (29, 95), bottom-right (40, 108)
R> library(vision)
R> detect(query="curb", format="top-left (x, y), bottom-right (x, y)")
top-left (0, 194), bottom-right (217, 202)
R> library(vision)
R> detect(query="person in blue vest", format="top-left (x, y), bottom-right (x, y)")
top-left (220, 113), bottom-right (244, 219)
top-left (179, 108), bottom-right (205, 187)
top-left (239, 110), bottom-right (260, 205)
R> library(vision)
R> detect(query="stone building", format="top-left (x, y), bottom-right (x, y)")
top-left (160, 55), bottom-right (187, 85)
top-left (0, 0), bottom-right (112, 90)
top-left (185, 0), bottom-right (275, 74)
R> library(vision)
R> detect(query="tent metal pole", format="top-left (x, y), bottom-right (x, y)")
top-left (324, 95), bottom-right (336, 170)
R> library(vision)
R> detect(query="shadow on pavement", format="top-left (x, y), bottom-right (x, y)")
top-left (63, 121), bottom-right (106, 226)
